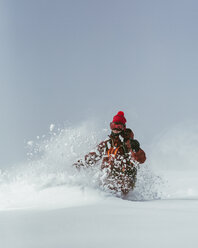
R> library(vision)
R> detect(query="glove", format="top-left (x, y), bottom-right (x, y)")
top-left (130, 139), bottom-right (140, 152)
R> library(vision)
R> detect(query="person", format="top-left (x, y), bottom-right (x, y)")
top-left (74, 111), bottom-right (146, 195)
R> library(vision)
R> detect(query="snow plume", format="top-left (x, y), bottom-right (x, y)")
top-left (149, 121), bottom-right (198, 200)
top-left (0, 121), bottom-right (163, 210)
top-left (127, 164), bottom-right (165, 201)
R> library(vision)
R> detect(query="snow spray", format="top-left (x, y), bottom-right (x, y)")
top-left (0, 121), bottom-right (163, 210)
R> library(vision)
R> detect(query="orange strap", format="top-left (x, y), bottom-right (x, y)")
top-left (107, 147), bottom-right (120, 157)
top-left (107, 147), bottom-right (113, 156)
top-left (114, 147), bottom-right (119, 156)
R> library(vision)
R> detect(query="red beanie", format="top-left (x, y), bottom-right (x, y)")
top-left (112, 111), bottom-right (126, 124)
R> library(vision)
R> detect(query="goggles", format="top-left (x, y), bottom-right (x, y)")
top-left (110, 122), bottom-right (125, 131)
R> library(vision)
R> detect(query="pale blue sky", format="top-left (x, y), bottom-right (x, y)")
top-left (0, 0), bottom-right (198, 166)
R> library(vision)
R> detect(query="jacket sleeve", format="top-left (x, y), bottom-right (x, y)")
top-left (73, 141), bottom-right (106, 168)
top-left (131, 148), bottom-right (146, 164)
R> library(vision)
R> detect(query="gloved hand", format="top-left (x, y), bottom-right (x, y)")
top-left (130, 139), bottom-right (140, 152)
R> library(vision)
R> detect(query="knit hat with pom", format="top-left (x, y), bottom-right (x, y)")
top-left (112, 111), bottom-right (126, 124)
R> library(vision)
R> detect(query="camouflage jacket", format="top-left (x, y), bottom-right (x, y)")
top-left (75, 128), bottom-right (146, 174)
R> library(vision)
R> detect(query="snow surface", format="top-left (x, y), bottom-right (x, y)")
top-left (1, 122), bottom-right (198, 248)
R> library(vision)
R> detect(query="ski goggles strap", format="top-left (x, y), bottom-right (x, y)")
top-left (110, 122), bottom-right (125, 131)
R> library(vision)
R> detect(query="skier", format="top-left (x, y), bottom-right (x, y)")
top-left (74, 111), bottom-right (146, 195)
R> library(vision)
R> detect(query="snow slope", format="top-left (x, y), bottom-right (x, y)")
top-left (1, 122), bottom-right (198, 248)
top-left (1, 198), bottom-right (198, 248)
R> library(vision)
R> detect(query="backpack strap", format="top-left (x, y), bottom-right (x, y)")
top-left (122, 140), bottom-right (128, 154)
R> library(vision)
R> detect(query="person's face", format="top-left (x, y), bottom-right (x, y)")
top-left (112, 129), bottom-right (122, 134)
